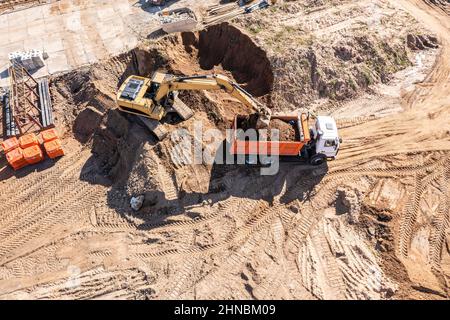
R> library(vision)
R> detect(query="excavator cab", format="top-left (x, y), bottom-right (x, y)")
top-left (117, 75), bottom-right (166, 120)
top-left (119, 77), bottom-right (145, 101)
top-left (117, 72), bottom-right (185, 121)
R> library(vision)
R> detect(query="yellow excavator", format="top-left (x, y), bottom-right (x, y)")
top-left (116, 72), bottom-right (271, 139)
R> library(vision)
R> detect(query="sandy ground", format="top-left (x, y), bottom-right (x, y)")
top-left (0, 0), bottom-right (449, 300)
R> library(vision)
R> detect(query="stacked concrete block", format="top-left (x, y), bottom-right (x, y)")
top-left (8, 49), bottom-right (45, 71)
top-left (31, 50), bottom-right (45, 68)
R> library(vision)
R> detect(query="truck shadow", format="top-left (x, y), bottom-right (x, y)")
top-left (103, 139), bottom-right (328, 231)
top-left (180, 140), bottom-right (328, 206)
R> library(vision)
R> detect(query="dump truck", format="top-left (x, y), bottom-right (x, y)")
top-left (230, 113), bottom-right (341, 165)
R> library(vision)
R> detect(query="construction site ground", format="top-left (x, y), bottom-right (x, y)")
top-left (0, 0), bottom-right (449, 300)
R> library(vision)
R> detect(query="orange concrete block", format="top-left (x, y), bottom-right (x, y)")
top-left (19, 133), bottom-right (39, 149)
top-left (23, 145), bottom-right (44, 165)
top-left (1, 137), bottom-right (20, 153)
top-left (40, 128), bottom-right (59, 143)
top-left (44, 138), bottom-right (65, 159)
top-left (6, 148), bottom-right (28, 170)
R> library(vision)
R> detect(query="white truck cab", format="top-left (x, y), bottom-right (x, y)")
top-left (312, 116), bottom-right (341, 160)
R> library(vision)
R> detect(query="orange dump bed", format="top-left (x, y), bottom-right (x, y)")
top-left (19, 133), bottom-right (39, 149)
top-left (6, 148), bottom-right (29, 170)
top-left (44, 138), bottom-right (65, 159)
top-left (40, 128), bottom-right (59, 142)
top-left (23, 145), bottom-right (44, 165)
top-left (1, 137), bottom-right (20, 153)
top-left (230, 113), bottom-right (311, 156)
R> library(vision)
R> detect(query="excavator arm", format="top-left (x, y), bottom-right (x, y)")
top-left (116, 72), bottom-right (272, 133)
top-left (155, 74), bottom-right (272, 127)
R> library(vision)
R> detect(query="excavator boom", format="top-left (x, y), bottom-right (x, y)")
top-left (156, 74), bottom-right (271, 126)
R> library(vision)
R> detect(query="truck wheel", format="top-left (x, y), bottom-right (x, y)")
top-left (245, 155), bottom-right (258, 165)
top-left (259, 155), bottom-right (274, 166)
top-left (310, 154), bottom-right (326, 166)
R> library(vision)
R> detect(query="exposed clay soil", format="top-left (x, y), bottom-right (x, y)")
top-left (236, 115), bottom-right (297, 141)
top-left (265, 119), bottom-right (297, 141)
top-left (0, 0), bottom-right (450, 301)
top-left (236, 114), bottom-right (259, 131)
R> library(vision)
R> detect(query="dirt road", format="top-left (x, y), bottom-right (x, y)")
top-left (338, 0), bottom-right (450, 162)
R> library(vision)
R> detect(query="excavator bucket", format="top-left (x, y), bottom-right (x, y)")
top-left (256, 115), bottom-right (271, 129)
top-left (137, 117), bottom-right (169, 141)
top-left (166, 91), bottom-right (194, 121)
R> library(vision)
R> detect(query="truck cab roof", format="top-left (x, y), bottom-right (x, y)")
top-left (316, 116), bottom-right (339, 140)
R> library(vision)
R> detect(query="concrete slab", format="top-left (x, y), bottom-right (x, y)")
top-left (7, 27), bottom-right (28, 43)
top-left (0, 15), bottom-right (8, 29)
top-left (42, 2), bottom-right (59, 18)
top-left (84, 49), bottom-right (98, 65)
top-left (23, 37), bottom-right (45, 52)
top-left (58, 0), bottom-right (82, 14)
top-left (25, 6), bottom-right (45, 24)
top-left (42, 36), bottom-right (65, 54)
top-left (113, 1), bottom-right (133, 17)
top-left (62, 33), bottom-right (90, 67)
top-left (0, 0), bottom-right (145, 87)
top-left (65, 46), bottom-right (90, 67)
top-left (7, 10), bottom-right (28, 28)
top-left (0, 32), bottom-right (9, 45)
top-left (27, 21), bottom-right (48, 37)
top-left (2, 41), bottom-right (26, 57)
top-left (44, 16), bottom-right (64, 34)
top-left (46, 50), bottom-right (70, 74)
top-left (62, 11), bottom-right (82, 32)
top-left (97, 6), bottom-right (116, 21)
top-left (104, 36), bottom-right (127, 56)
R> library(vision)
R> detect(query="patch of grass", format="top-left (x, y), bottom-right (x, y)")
top-left (299, 58), bottom-right (310, 67)
top-left (248, 25), bottom-right (263, 35)
top-left (348, 77), bottom-right (358, 91)
top-left (297, 34), bottom-right (315, 46)
top-left (361, 66), bottom-right (374, 85)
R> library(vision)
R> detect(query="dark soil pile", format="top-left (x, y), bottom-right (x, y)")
top-left (406, 34), bottom-right (439, 50)
top-left (237, 113), bottom-right (259, 131)
top-left (236, 115), bottom-right (297, 141)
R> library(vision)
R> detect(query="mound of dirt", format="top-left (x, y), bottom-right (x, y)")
top-left (73, 106), bottom-right (104, 143)
top-left (91, 110), bottom-right (132, 181)
top-left (237, 116), bottom-right (297, 141)
top-left (265, 119), bottom-right (296, 141)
